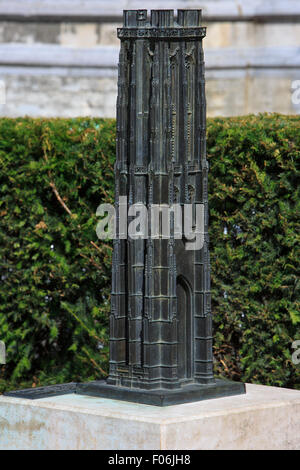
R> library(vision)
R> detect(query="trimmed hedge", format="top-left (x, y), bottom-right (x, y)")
top-left (0, 114), bottom-right (299, 393)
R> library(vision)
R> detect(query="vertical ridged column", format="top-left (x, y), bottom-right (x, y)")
top-left (193, 31), bottom-right (214, 384)
top-left (146, 9), bottom-right (178, 389)
top-left (108, 37), bottom-right (129, 381)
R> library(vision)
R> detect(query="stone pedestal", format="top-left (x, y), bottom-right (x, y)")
top-left (1, 384), bottom-right (299, 450)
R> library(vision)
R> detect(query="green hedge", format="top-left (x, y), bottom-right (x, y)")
top-left (0, 114), bottom-right (299, 393)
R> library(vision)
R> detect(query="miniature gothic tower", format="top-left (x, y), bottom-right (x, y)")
top-left (4, 9), bottom-right (245, 405)
top-left (108, 9), bottom-right (214, 390)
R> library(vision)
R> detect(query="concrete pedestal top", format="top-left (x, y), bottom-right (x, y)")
top-left (0, 383), bottom-right (299, 450)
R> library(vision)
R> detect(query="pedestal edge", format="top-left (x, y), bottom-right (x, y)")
top-left (4, 379), bottom-right (245, 406)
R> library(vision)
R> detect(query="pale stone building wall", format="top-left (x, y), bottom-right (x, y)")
top-left (0, 0), bottom-right (299, 118)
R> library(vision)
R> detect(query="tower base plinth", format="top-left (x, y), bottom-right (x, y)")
top-left (76, 378), bottom-right (245, 406)
top-left (5, 379), bottom-right (245, 406)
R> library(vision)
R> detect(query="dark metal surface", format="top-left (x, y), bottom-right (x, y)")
top-left (108, 9), bottom-right (214, 391)
top-left (4, 383), bottom-right (78, 399)
top-left (5, 10), bottom-right (245, 405)
top-left (77, 380), bottom-right (245, 406)
top-left (4, 380), bottom-right (245, 406)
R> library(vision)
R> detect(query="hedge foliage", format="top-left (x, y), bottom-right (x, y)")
top-left (0, 114), bottom-right (299, 393)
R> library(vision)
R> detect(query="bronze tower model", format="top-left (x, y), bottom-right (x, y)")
top-left (109, 9), bottom-right (212, 390)
top-left (5, 10), bottom-right (245, 405)
top-left (78, 9), bottom-right (244, 404)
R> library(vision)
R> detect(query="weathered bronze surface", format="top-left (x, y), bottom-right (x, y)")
top-left (5, 383), bottom-right (78, 399)
top-left (5, 9), bottom-right (245, 405)
top-left (80, 9), bottom-right (245, 403)
top-left (108, 9), bottom-right (212, 391)
top-left (5, 380), bottom-right (245, 406)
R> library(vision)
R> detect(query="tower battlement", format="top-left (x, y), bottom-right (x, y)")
top-left (118, 9), bottom-right (206, 39)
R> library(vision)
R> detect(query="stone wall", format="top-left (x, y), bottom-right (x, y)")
top-left (0, 0), bottom-right (299, 117)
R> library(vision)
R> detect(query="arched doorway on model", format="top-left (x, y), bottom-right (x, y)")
top-left (176, 275), bottom-right (193, 382)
